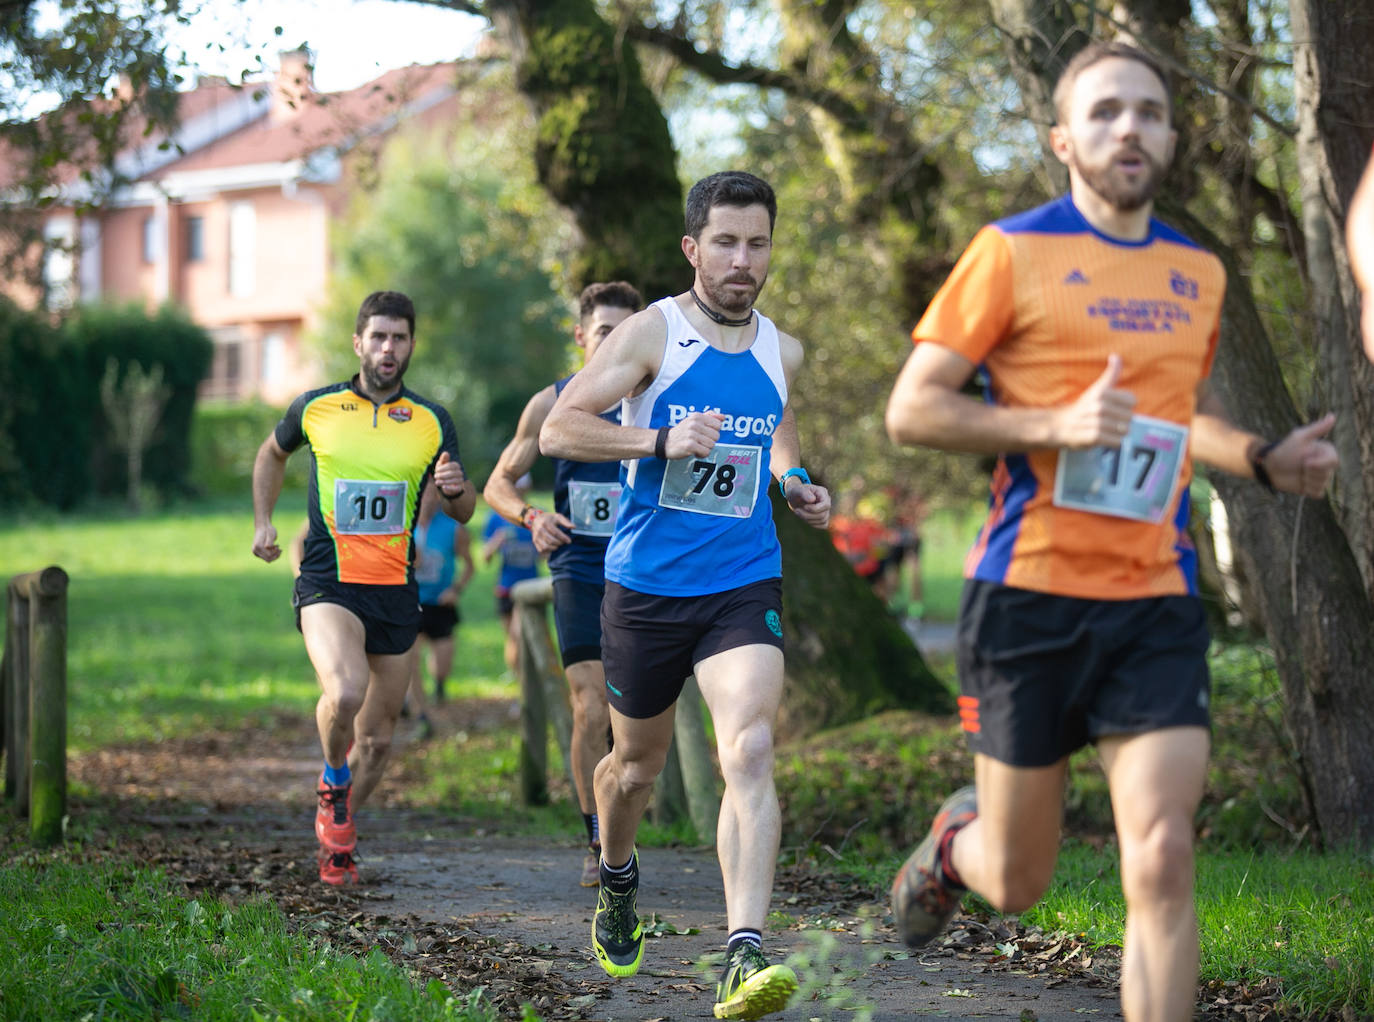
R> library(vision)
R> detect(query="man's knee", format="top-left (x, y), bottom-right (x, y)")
top-left (600, 743), bottom-right (668, 793)
top-left (319, 684), bottom-right (366, 721)
top-left (353, 731), bottom-right (394, 767)
top-left (717, 719), bottom-right (774, 780)
top-left (1121, 816), bottom-right (1195, 905)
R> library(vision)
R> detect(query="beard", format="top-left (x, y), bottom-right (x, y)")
top-left (361, 351), bottom-right (409, 394)
top-left (1076, 147), bottom-right (1166, 212)
top-left (700, 268), bottom-right (767, 315)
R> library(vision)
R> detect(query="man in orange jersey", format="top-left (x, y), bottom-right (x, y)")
top-left (884, 42), bottom-right (1337, 1022)
top-left (252, 290), bottom-right (475, 885)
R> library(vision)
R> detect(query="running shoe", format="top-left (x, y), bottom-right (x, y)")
top-left (890, 784), bottom-right (977, 947)
top-left (592, 853), bottom-right (643, 977)
top-left (318, 845), bottom-right (360, 885)
top-left (580, 845), bottom-right (601, 888)
top-left (712, 942), bottom-right (798, 1020)
top-left (315, 775), bottom-right (355, 852)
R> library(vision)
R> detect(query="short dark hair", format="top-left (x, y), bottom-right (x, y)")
top-left (354, 290), bottom-right (415, 337)
top-left (579, 281), bottom-right (643, 322)
top-left (684, 171), bottom-right (777, 239)
top-left (1052, 41), bottom-right (1171, 125)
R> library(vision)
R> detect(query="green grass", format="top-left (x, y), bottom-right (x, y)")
top-left (0, 852), bottom-right (497, 1021)
top-left (1015, 843), bottom-right (1374, 1018)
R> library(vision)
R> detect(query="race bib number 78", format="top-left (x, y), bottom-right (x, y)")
top-left (658, 442), bottom-right (762, 518)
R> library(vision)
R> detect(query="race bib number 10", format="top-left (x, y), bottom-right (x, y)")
top-left (658, 442), bottom-right (762, 519)
top-left (335, 479), bottom-right (409, 534)
top-left (1053, 415), bottom-right (1188, 524)
top-left (568, 480), bottom-right (621, 536)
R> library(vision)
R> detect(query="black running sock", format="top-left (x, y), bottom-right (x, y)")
top-left (600, 853), bottom-right (637, 894)
top-left (727, 928), bottom-right (762, 953)
top-left (584, 812), bottom-right (599, 847)
top-left (938, 824), bottom-right (969, 890)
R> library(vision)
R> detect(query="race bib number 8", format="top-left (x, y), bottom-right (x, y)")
top-left (568, 480), bottom-right (621, 536)
top-left (1053, 415), bottom-right (1188, 524)
top-left (335, 479), bottom-right (409, 535)
top-left (658, 442), bottom-right (762, 519)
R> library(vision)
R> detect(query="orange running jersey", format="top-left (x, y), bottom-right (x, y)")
top-left (912, 195), bottom-right (1225, 600)
top-left (276, 378), bottom-right (462, 587)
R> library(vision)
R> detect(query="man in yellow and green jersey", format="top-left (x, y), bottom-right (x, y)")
top-left (252, 290), bottom-right (475, 885)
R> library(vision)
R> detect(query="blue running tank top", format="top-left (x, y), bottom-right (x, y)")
top-left (414, 512), bottom-right (459, 605)
top-left (604, 296), bottom-right (787, 597)
top-left (549, 374), bottom-right (622, 585)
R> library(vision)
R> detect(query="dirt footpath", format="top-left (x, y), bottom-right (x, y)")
top-left (77, 721), bottom-right (1125, 1022)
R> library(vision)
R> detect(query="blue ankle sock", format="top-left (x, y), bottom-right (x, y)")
top-left (323, 762), bottom-right (351, 787)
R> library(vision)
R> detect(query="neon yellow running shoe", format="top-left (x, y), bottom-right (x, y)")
top-left (712, 942), bottom-right (798, 1020)
top-left (592, 852), bottom-right (643, 977)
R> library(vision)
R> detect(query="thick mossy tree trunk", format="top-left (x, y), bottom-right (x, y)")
top-left (487, 0), bottom-right (687, 301)
top-left (772, 492), bottom-right (953, 738)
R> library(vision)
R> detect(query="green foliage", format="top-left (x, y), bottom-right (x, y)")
top-left (190, 401), bottom-right (308, 499)
top-left (314, 130), bottom-right (574, 483)
top-left (0, 855), bottom-right (499, 1021)
top-left (65, 302), bottom-right (214, 502)
top-left (0, 299), bottom-right (210, 510)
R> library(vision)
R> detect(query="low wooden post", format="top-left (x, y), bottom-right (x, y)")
top-left (5, 574), bottom-right (33, 810)
top-left (673, 676), bottom-right (720, 846)
top-left (26, 567), bottom-right (68, 846)
top-left (512, 577), bottom-right (578, 805)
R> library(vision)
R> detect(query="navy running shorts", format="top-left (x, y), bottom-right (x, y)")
top-left (955, 579), bottom-right (1211, 767)
top-left (599, 578), bottom-right (785, 719)
top-left (552, 576), bottom-right (605, 668)
top-left (293, 574), bottom-right (421, 656)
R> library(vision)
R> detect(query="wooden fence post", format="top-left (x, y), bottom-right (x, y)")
top-left (5, 574), bottom-right (32, 811)
top-left (673, 676), bottom-right (720, 846)
top-left (512, 577), bottom-right (578, 805)
top-left (26, 567), bottom-right (68, 846)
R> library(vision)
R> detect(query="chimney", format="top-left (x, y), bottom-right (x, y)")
top-left (272, 48), bottom-right (314, 122)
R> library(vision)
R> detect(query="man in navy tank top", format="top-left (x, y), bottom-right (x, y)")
top-left (483, 280), bottom-right (643, 889)
top-left (542, 171), bottom-right (831, 1022)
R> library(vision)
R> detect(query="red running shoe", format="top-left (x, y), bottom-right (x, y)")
top-left (315, 774), bottom-right (355, 852)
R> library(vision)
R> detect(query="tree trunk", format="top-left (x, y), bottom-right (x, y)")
top-left (1289, 0), bottom-right (1374, 591)
top-left (486, 0), bottom-right (687, 301)
top-left (992, 0), bottom-right (1374, 846)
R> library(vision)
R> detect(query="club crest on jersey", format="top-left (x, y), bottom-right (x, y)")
top-left (388, 406), bottom-right (412, 423)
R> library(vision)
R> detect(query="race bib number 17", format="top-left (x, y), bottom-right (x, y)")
top-left (658, 442), bottom-right (762, 519)
top-left (1053, 416), bottom-right (1187, 524)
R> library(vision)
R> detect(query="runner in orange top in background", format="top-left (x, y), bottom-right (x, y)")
top-left (884, 42), bottom-right (1337, 1022)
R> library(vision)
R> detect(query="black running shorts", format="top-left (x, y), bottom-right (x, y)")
top-left (418, 602), bottom-right (460, 640)
top-left (600, 578), bottom-right (785, 719)
top-left (293, 575), bottom-right (421, 656)
top-left (955, 579), bottom-right (1211, 767)
top-left (552, 576), bottom-right (605, 668)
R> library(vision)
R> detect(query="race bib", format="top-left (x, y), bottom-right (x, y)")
top-left (334, 479), bottom-right (409, 535)
top-left (568, 480), bottom-right (621, 536)
top-left (1053, 415), bottom-right (1188, 524)
top-left (658, 443), bottom-right (762, 519)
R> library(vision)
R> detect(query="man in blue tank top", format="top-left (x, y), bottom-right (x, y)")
top-left (483, 280), bottom-right (644, 889)
top-left (542, 171), bottom-right (831, 1022)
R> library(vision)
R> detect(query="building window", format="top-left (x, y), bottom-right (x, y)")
top-left (142, 215), bottom-right (159, 264)
top-left (228, 201), bottom-right (256, 297)
top-left (202, 329), bottom-right (244, 399)
top-left (43, 216), bottom-right (76, 311)
top-left (185, 215), bottom-right (205, 262)
top-left (261, 331), bottom-right (286, 385)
